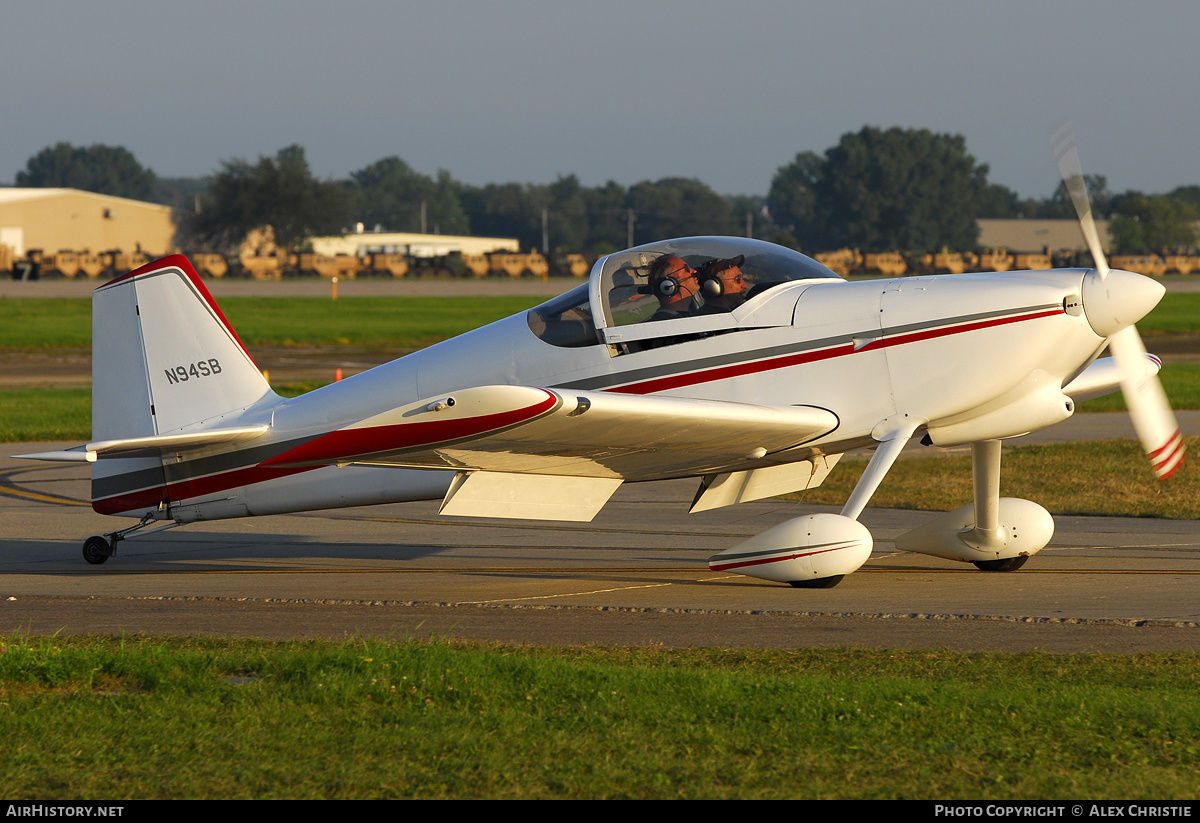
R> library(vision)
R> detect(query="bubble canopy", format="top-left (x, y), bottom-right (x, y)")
top-left (527, 237), bottom-right (842, 349)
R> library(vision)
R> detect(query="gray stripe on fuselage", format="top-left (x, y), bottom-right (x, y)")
top-left (554, 303), bottom-right (1062, 391)
top-left (92, 436), bottom-right (314, 500)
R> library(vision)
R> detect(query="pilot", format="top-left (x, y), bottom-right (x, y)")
top-left (696, 254), bottom-right (748, 314)
top-left (644, 255), bottom-right (702, 322)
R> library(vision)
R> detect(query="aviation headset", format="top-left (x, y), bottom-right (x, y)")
top-left (696, 255), bottom-right (746, 298)
top-left (643, 256), bottom-right (698, 300)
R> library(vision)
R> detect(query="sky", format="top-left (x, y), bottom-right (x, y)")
top-left (3, 0), bottom-right (1198, 200)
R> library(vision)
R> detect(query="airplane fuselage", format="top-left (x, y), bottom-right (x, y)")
top-left (103, 264), bottom-right (1104, 524)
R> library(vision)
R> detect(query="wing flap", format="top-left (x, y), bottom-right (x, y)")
top-left (440, 472), bottom-right (624, 521)
top-left (690, 453), bottom-right (843, 513)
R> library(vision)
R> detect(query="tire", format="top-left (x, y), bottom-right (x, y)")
top-left (788, 575), bottom-right (844, 589)
top-left (83, 536), bottom-right (111, 565)
top-left (972, 555), bottom-right (1029, 572)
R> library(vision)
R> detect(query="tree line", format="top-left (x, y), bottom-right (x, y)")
top-left (13, 130), bottom-right (1200, 256)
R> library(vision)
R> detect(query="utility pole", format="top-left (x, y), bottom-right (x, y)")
top-left (542, 207), bottom-right (549, 254)
top-left (626, 209), bottom-right (636, 248)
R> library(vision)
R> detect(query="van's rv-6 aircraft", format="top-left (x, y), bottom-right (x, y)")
top-left (18, 130), bottom-right (1185, 587)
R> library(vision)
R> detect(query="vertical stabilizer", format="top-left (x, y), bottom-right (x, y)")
top-left (91, 255), bottom-right (275, 516)
top-left (93, 255), bottom-right (273, 439)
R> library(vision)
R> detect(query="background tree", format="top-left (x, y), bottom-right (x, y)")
top-left (187, 145), bottom-right (351, 251)
top-left (153, 176), bottom-right (208, 213)
top-left (542, 175), bottom-right (590, 252)
top-left (1035, 174), bottom-right (1112, 219)
top-left (625, 177), bottom-right (738, 244)
top-left (347, 157), bottom-right (468, 235)
top-left (812, 127), bottom-right (987, 251)
top-left (767, 151), bottom-right (824, 248)
top-left (976, 182), bottom-right (1022, 218)
top-left (1109, 194), bottom-right (1199, 252)
top-left (725, 193), bottom-right (778, 242)
top-left (17, 142), bottom-right (157, 201)
top-left (1168, 185), bottom-right (1200, 214)
top-left (582, 180), bottom-right (630, 254)
top-left (458, 182), bottom-right (544, 250)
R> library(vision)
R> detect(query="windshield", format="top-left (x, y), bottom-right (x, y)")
top-left (527, 283), bottom-right (597, 348)
top-left (594, 237), bottom-right (842, 329)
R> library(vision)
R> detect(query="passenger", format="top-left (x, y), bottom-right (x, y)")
top-left (696, 255), bottom-right (748, 313)
top-left (643, 255), bottom-right (702, 322)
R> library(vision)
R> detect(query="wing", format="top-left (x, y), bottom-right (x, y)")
top-left (264, 385), bottom-right (836, 477)
top-left (262, 385), bottom-right (839, 521)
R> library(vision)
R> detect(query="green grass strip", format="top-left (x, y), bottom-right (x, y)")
top-left (0, 388), bottom-right (91, 442)
top-left (0, 296), bottom-right (548, 351)
top-left (1, 635), bottom-right (1197, 799)
top-left (793, 438), bottom-right (1200, 519)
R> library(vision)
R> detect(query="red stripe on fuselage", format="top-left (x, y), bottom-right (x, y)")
top-left (607, 307), bottom-right (1065, 395)
top-left (261, 392), bottom-right (560, 467)
top-left (92, 465), bottom-right (316, 515)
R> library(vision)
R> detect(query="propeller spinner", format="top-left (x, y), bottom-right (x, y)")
top-left (1050, 120), bottom-right (1186, 480)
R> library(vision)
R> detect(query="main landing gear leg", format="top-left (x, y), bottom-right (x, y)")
top-left (82, 513), bottom-right (177, 565)
top-left (966, 440), bottom-right (1027, 572)
top-left (894, 438), bottom-right (1054, 569)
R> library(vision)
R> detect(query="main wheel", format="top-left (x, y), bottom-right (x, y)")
top-left (788, 575), bottom-right (844, 589)
top-left (82, 536), bottom-right (111, 565)
top-left (973, 555), bottom-right (1029, 572)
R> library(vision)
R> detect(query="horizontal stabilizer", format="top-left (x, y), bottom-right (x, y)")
top-left (14, 425), bottom-right (269, 463)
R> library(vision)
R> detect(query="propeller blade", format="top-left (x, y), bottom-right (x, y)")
top-left (1049, 119), bottom-right (1110, 279)
top-left (1051, 118), bottom-right (1185, 479)
top-left (1108, 326), bottom-right (1186, 480)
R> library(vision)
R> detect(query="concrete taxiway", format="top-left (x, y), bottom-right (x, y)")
top-left (1, 442), bottom-right (1197, 652)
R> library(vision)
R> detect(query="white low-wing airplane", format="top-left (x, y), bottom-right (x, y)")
top-left (18, 132), bottom-right (1185, 587)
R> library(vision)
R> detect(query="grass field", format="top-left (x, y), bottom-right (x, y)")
top-left (2, 635), bottom-right (1197, 800)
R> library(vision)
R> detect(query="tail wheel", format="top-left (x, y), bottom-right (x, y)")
top-left (83, 536), bottom-right (112, 565)
top-left (973, 555), bottom-right (1029, 572)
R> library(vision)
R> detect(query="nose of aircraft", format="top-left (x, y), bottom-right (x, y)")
top-left (1081, 268), bottom-right (1165, 338)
